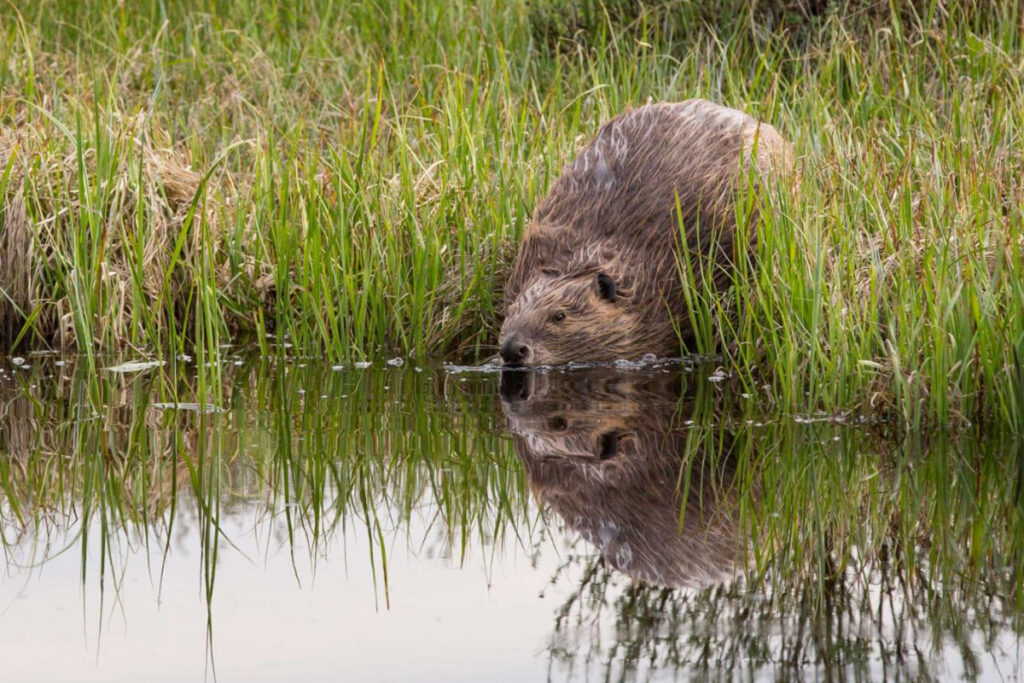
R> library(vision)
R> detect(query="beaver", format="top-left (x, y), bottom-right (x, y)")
top-left (500, 367), bottom-right (743, 588)
top-left (499, 99), bottom-right (792, 366)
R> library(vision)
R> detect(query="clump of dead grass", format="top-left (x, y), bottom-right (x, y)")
top-left (0, 106), bottom-right (243, 349)
top-left (0, 195), bottom-right (33, 345)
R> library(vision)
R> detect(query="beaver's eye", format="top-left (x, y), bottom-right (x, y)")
top-left (597, 432), bottom-right (619, 460)
top-left (547, 416), bottom-right (568, 431)
top-left (552, 311), bottom-right (566, 323)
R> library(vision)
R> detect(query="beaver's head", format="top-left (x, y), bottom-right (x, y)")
top-left (498, 272), bottom-right (633, 366)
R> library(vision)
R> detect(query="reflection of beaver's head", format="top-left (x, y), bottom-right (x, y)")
top-left (501, 367), bottom-right (675, 462)
top-left (501, 368), bottom-right (741, 588)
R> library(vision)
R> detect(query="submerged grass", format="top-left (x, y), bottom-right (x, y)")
top-left (1, 1), bottom-right (1023, 429)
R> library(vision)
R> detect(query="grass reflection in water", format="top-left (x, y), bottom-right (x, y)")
top-left (500, 365), bottom-right (1024, 680)
top-left (0, 357), bottom-right (1021, 680)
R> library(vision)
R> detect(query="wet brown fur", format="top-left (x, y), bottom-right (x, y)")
top-left (500, 100), bottom-right (792, 365)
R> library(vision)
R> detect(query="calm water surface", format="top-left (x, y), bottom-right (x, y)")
top-left (0, 356), bottom-right (1022, 681)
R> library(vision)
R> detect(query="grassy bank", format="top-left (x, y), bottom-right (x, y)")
top-left (1, 0), bottom-right (1023, 431)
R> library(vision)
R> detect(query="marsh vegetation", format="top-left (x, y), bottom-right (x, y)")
top-left (2, 1), bottom-right (1024, 679)
top-left (1, 0), bottom-right (1023, 429)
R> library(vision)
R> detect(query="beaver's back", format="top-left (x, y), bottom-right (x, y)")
top-left (505, 100), bottom-right (792, 307)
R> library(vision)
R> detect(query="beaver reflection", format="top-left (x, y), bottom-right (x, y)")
top-left (500, 368), bottom-right (741, 589)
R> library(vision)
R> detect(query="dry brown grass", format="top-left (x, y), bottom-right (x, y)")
top-left (0, 195), bottom-right (34, 345)
top-left (0, 107), bottom-right (248, 348)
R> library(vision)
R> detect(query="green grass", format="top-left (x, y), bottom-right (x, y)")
top-left (1, 0), bottom-right (1023, 430)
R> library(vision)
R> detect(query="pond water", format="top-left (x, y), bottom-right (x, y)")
top-left (1, 356), bottom-right (1022, 681)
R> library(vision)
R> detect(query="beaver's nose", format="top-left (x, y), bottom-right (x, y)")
top-left (499, 336), bottom-right (531, 366)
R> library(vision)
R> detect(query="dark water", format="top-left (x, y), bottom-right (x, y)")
top-left (1, 355), bottom-right (1022, 681)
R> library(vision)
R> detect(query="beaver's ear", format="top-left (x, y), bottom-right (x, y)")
top-left (596, 273), bottom-right (616, 302)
